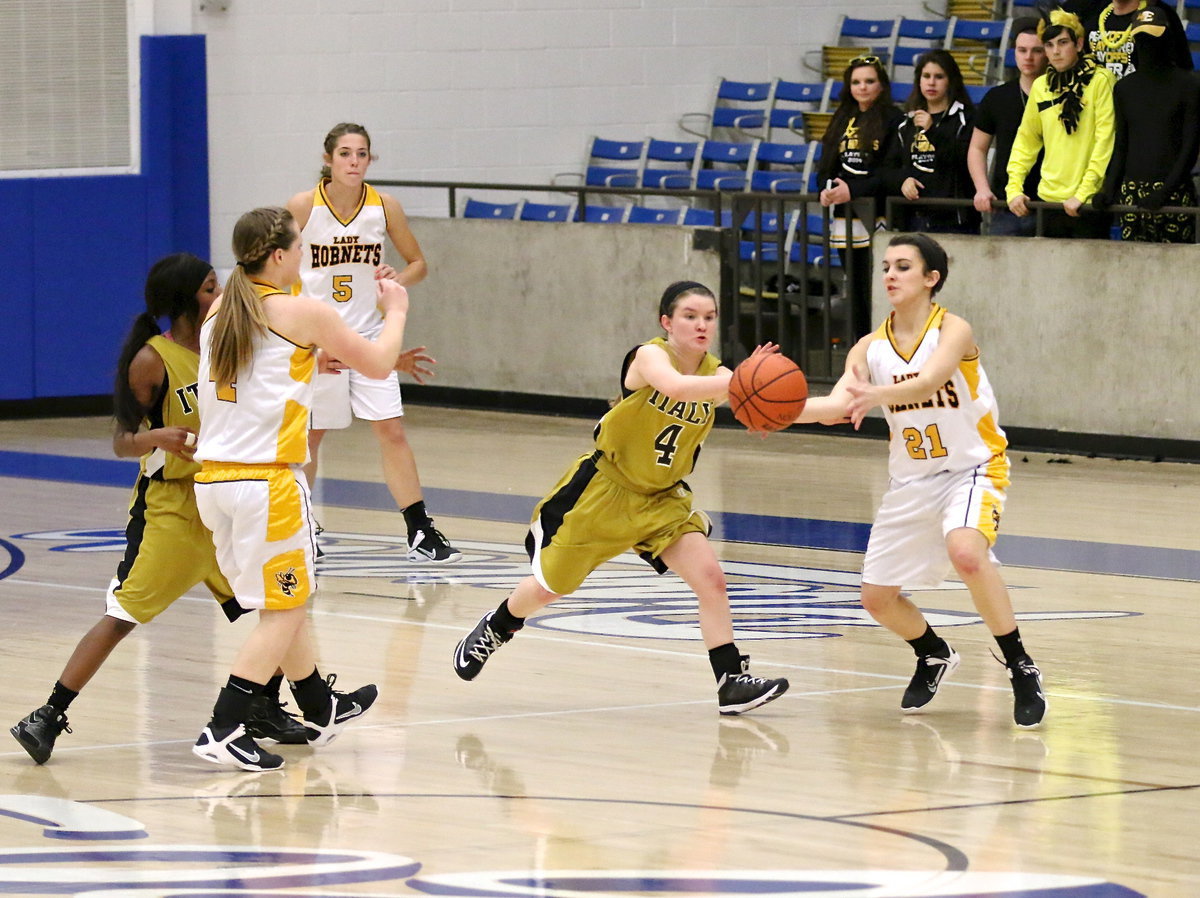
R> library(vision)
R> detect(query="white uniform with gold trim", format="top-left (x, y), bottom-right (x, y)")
top-left (861, 304), bottom-right (1011, 590)
top-left (300, 179), bottom-right (403, 430)
top-left (194, 282), bottom-right (318, 610)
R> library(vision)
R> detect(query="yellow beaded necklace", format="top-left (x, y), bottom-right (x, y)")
top-left (1097, 0), bottom-right (1148, 49)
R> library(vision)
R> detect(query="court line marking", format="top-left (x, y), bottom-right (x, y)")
top-left (5, 574), bottom-right (1199, 715)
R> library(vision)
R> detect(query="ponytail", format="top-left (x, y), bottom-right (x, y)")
top-left (113, 252), bottom-right (213, 431)
top-left (208, 207), bottom-right (295, 388)
top-left (113, 312), bottom-right (164, 431)
top-left (319, 122), bottom-right (374, 181)
top-left (207, 265), bottom-right (270, 389)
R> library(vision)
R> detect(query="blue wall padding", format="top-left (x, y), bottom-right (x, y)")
top-left (1, 34), bottom-right (210, 401)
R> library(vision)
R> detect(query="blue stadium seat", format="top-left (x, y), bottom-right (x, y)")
top-left (641, 138), bottom-right (700, 190)
top-left (627, 206), bottom-right (684, 225)
top-left (520, 201), bottom-right (574, 222)
top-left (462, 198), bottom-right (520, 219)
top-left (750, 142), bottom-right (809, 193)
top-left (695, 140), bottom-right (757, 191)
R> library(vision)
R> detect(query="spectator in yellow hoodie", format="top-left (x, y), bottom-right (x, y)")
top-left (1006, 6), bottom-right (1116, 238)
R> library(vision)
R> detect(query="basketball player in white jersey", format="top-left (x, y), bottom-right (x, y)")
top-left (192, 206), bottom-right (410, 771)
top-left (795, 233), bottom-right (1046, 728)
top-left (286, 123), bottom-right (459, 564)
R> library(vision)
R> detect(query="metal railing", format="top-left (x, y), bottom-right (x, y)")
top-left (373, 179), bottom-right (857, 383)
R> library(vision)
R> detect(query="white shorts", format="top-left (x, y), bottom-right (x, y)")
top-left (194, 466), bottom-right (317, 610)
top-left (862, 465), bottom-right (1005, 591)
top-left (310, 368), bottom-right (404, 431)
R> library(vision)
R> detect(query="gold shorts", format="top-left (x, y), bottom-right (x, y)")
top-left (527, 452), bottom-right (710, 596)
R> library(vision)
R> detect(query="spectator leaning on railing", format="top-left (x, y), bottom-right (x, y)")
top-left (968, 18), bottom-right (1049, 237)
top-left (890, 49), bottom-right (979, 236)
top-left (1006, 6), bottom-right (1116, 239)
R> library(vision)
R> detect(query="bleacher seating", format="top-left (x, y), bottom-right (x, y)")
top-left (520, 201), bottom-right (574, 222)
top-left (463, 198), bottom-right (520, 219)
top-left (554, 136), bottom-right (644, 189)
top-left (768, 79), bottom-right (830, 141)
top-left (889, 17), bottom-right (953, 81)
top-left (749, 142), bottom-right (809, 193)
top-left (695, 140), bottom-right (758, 191)
top-left (809, 17), bottom-right (897, 80)
top-left (641, 139), bottom-right (701, 190)
top-left (680, 78), bottom-right (772, 141)
top-left (627, 206), bottom-right (684, 225)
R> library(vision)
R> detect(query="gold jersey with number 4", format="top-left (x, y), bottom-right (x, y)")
top-left (593, 336), bottom-right (721, 494)
top-left (865, 303), bottom-right (1009, 488)
top-left (299, 179), bottom-right (387, 334)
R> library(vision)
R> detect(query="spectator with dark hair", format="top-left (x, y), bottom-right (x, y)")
top-left (1066, 0), bottom-right (1193, 79)
top-left (818, 55), bottom-right (905, 337)
top-left (1096, 5), bottom-right (1200, 242)
top-left (967, 18), bottom-right (1049, 236)
top-left (1007, 7), bottom-right (1116, 238)
top-left (890, 49), bottom-right (979, 235)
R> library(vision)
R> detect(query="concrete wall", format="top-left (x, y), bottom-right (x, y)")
top-left (402, 219), bottom-right (721, 398)
top-left (926, 235), bottom-right (1199, 442)
top-left (399, 221), bottom-right (1199, 443)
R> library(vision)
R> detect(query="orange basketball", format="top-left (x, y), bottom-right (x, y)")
top-left (728, 353), bottom-right (808, 433)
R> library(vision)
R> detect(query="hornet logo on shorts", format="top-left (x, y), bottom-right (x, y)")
top-left (275, 567), bottom-right (299, 597)
top-left (9, 530), bottom-right (1139, 642)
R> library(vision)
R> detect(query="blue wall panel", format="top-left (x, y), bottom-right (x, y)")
top-left (33, 179), bottom-right (148, 397)
top-left (3, 35), bottom-right (210, 402)
top-left (0, 182), bottom-right (35, 400)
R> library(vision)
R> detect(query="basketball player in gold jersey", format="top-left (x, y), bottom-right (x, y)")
top-left (452, 281), bottom-right (789, 715)
top-left (10, 255), bottom-right (305, 765)
top-left (286, 123), bottom-right (458, 564)
top-left (796, 234), bottom-right (1046, 728)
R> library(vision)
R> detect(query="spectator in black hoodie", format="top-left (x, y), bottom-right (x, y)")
top-left (818, 55), bottom-right (905, 337)
top-left (892, 50), bottom-right (980, 235)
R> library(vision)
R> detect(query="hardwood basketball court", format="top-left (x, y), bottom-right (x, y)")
top-left (1, 406), bottom-right (1197, 897)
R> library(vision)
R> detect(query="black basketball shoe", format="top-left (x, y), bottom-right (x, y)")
top-left (244, 695), bottom-right (309, 745)
top-left (302, 674), bottom-right (378, 747)
top-left (901, 645), bottom-right (960, 712)
top-left (11, 705), bottom-right (71, 765)
top-left (1008, 656), bottom-right (1047, 728)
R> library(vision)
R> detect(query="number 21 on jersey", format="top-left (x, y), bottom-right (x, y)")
top-left (903, 423), bottom-right (948, 460)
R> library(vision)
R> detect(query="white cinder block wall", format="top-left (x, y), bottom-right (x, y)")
top-left (179, 0), bottom-right (924, 266)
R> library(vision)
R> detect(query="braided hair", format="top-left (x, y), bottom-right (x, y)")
top-left (207, 207), bottom-right (296, 389)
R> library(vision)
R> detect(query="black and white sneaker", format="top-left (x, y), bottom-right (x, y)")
top-left (1008, 656), bottom-right (1047, 728)
top-left (901, 645), bottom-right (960, 712)
top-left (408, 524), bottom-right (462, 564)
top-left (453, 611), bottom-right (512, 681)
top-left (303, 674), bottom-right (378, 747)
top-left (244, 695), bottom-right (309, 745)
top-left (11, 704), bottom-right (71, 765)
top-left (716, 656), bottom-right (789, 716)
top-left (193, 723), bottom-right (284, 772)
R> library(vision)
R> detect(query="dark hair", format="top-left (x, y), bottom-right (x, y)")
top-left (658, 280), bottom-right (715, 318)
top-left (1010, 16), bottom-right (1040, 39)
top-left (113, 253), bottom-right (213, 431)
top-left (887, 233), bottom-right (949, 295)
top-left (820, 58), bottom-right (894, 175)
top-left (906, 49), bottom-right (973, 112)
top-left (319, 122), bottom-right (375, 180)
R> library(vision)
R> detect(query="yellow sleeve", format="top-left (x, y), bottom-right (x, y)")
top-left (1006, 82), bottom-right (1044, 201)
top-left (1077, 70), bottom-right (1116, 202)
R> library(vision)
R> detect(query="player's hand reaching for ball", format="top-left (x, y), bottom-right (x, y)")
top-left (844, 365), bottom-right (881, 429)
top-left (747, 341), bottom-right (780, 360)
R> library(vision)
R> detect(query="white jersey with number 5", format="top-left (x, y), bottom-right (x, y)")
top-left (299, 179), bottom-right (387, 334)
top-left (865, 304), bottom-right (1009, 487)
